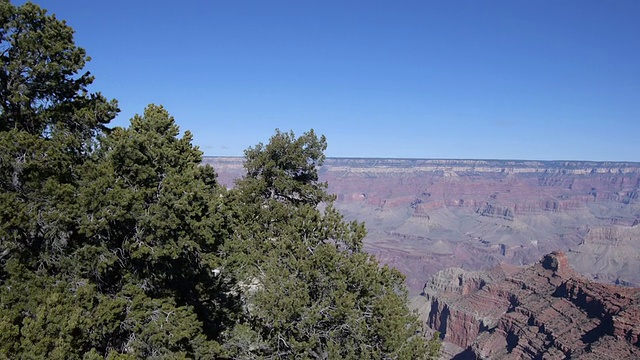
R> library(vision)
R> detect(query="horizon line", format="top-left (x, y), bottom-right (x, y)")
top-left (202, 155), bottom-right (640, 165)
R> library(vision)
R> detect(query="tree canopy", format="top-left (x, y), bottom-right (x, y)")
top-left (222, 130), bottom-right (430, 358)
top-left (0, 2), bottom-right (439, 359)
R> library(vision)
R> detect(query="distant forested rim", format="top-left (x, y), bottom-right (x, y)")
top-left (0, 2), bottom-right (438, 359)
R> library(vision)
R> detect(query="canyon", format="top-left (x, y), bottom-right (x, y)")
top-left (206, 157), bottom-right (640, 358)
top-left (206, 157), bottom-right (640, 293)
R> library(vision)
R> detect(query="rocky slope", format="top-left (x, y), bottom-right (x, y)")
top-left (204, 157), bottom-right (640, 293)
top-left (417, 251), bottom-right (640, 359)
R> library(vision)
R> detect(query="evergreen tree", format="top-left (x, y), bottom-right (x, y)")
top-left (71, 105), bottom-right (237, 355)
top-left (0, 0), bottom-right (118, 274)
top-left (222, 130), bottom-right (431, 359)
top-left (1, 103), bottom-right (236, 358)
top-left (0, 2), bottom-right (438, 358)
top-left (0, 2), bottom-right (231, 356)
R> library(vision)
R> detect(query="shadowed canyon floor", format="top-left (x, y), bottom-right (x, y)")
top-left (206, 157), bottom-right (640, 295)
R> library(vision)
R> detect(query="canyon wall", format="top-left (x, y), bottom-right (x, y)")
top-left (419, 251), bottom-right (640, 359)
top-left (204, 157), bottom-right (640, 294)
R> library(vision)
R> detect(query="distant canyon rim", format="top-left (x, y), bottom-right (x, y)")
top-left (205, 157), bottom-right (640, 295)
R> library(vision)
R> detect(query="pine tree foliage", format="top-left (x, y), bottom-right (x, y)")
top-left (0, 0), bottom-right (118, 274)
top-left (242, 129), bottom-right (331, 206)
top-left (222, 130), bottom-right (431, 359)
top-left (0, 1), bottom-right (116, 136)
top-left (0, 2), bottom-right (439, 359)
top-left (1, 103), bottom-right (234, 356)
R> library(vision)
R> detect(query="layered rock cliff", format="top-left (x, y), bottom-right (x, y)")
top-left (205, 157), bottom-right (640, 293)
top-left (419, 251), bottom-right (640, 359)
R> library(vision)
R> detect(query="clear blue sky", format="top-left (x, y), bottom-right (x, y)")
top-left (19, 0), bottom-right (640, 161)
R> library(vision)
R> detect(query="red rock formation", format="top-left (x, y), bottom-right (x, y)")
top-left (421, 252), bottom-right (640, 359)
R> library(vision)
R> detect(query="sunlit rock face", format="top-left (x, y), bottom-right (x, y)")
top-left (204, 157), bottom-right (640, 294)
top-left (419, 251), bottom-right (640, 359)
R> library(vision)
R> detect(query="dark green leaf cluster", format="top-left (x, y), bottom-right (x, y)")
top-left (0, 2), bottom-right (439, 359)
